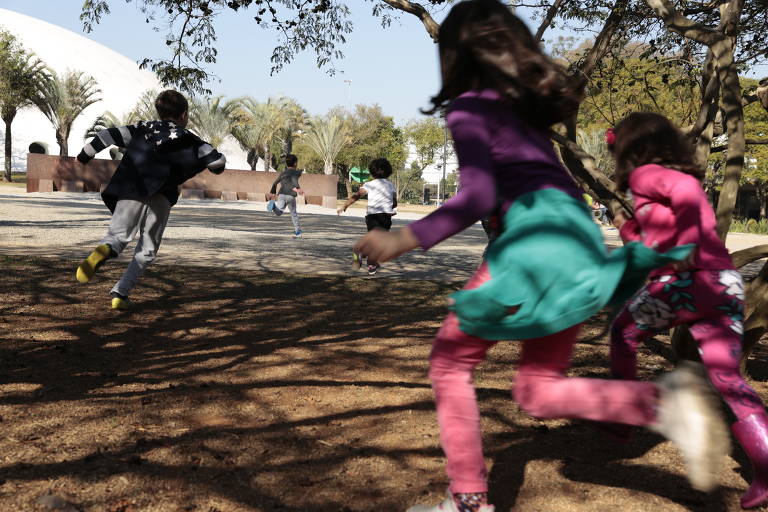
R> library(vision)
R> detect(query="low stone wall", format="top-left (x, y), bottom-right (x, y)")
top-left (25, 154), bottom-right (339, 208)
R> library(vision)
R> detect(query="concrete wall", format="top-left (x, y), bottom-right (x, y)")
top-left (26, 154), bottom-right (339, 208)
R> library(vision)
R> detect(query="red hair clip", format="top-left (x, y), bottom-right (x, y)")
top-left (605, 128), bottom-right (616, 146)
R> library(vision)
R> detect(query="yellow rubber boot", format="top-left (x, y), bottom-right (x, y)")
top-left (110, 296), bottom-right (131, 310)
top-left (76, 244), bottom-right (112, 283)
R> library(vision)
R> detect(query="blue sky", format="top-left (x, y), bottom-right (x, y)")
top-left (1, 1), bottom-right (766, 124)
top-left (0, 0), bottom-right (452, 123)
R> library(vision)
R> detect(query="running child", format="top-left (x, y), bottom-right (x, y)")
top-left (267, 154), bottom-right (304, 238)
top-left (338, 157), bottom-right (397, 275)
top-left (607, 112), bottom-right (768, 509)
top-left (75, 89), bottom-right (226, 309)
top-left (352, 2), bottom-right (729, 511)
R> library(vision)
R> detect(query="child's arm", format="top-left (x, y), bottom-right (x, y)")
top-left (338, 187), bottom-right (367, 214)
top-left (77, 125), bottom-right (138, 164)
top-left (267, 172), bottom-right (283, 200)
top-left (197, 142), bottom-right (226, 175)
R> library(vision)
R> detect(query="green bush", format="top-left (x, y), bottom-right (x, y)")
top-left (730, 218), bottom-right (768, 234)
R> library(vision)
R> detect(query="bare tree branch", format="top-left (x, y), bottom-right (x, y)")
top-left (711, 138), bottom-right (768, 152)
top-left (732, 245), bottom-right (768, 269)
top-left (534, 0), bottom-right (566, 43)
top-left (379, 0), bottom-right (440, 42)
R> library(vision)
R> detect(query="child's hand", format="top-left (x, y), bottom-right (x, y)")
top-left (293, 187), bottom-right (305, 195)
top-left (266, 193), bottom-right (275, 201)
top-left (353, 227), bottom-right (419, 264)
top-left (337, 207), bottom-right (345, 215)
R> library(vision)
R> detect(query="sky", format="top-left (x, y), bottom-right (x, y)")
top-left (1, 1), bottom-right (766, 124)
top-left (0, 0), bottom-right (453, 123)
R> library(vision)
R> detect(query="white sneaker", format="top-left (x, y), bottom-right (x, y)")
top-left (406, 491), bottom-right (495, 512)
top-left (650, 361), bottom-right (730, 492)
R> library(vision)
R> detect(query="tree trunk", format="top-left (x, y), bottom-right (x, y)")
top-left (3, 115), bottom-right (14, 182)
top-left (57, 126), bottom-right (69, 157)
top-left (264, 149), bottom-right (272, 171)
top-left (323, 159), bottom-right (334, 175)
top-left (742, 261), bottom-right (768, 373)
top-left (345, 179), bottom-right (353, 199)
top-left (247, 148), bottom-right (258, 170)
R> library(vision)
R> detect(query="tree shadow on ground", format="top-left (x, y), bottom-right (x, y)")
top-left (0, 256), bottom-right (764, 511)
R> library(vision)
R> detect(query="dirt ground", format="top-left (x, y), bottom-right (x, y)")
top-left (2, 256), bottom-right (768, 512)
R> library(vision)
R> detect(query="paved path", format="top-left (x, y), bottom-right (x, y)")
top-left (1, 186), bottom-right (766, 282)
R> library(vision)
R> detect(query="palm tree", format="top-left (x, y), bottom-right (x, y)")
top-left (129, 88), bottom-right (159, 121)
top-left (273, 95), bottom-right (308, 156)
top-left (37, 69), bottom-right (102, 156)
top-left (230, 96), bottom-right (284, 171)
top-left (188, 95), bottom-right (236, 149)
top-left (303, 115), bottom-right (348, 175)
top-left (0, 30), bottom-right (50, 181)
top-left (576, 129), bottom-right (614, 178)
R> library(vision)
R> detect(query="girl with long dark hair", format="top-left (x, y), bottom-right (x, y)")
top-left (609, 112), bottom-right (768, 510)
top-left (353, 2), bottom-right (729, 510)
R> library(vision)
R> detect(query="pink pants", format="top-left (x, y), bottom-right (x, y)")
top-left (610, 269), bottom-right (763, 420)
top-left (429, 263), bottom-right (660, 493)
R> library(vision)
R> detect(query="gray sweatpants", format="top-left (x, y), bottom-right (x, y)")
top-left (99, 194), bottom-right (171, 297)
top-left (274, 194), bottom-right (301, 233)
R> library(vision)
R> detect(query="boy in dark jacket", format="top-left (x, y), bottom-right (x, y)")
top-left (266, 154), bottom-right (304, 237)
top-left (75, 90), bottom-right (226, 309)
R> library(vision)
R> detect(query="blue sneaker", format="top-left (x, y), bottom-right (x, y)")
top-left (266, 199), bottom-right (275, 212)
top-left (294, 230), bottom-right (302, 238)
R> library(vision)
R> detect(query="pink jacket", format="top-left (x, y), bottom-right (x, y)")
top-left (619, 164), bottom-right (734, 273)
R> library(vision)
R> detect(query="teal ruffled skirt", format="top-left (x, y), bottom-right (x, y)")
top-left (449, 188), bottom-right (694, 340)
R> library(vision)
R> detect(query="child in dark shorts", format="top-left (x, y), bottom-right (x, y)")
top-left (338, 158), bottom-right (397, 274)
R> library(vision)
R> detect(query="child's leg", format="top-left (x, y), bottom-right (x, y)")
top-left (692, 317), bottom-right (764, 419)
top-left (286, 196), bottom-right (300, 233)
top-left (99, 198), bottom-right (146, 254)
top-left (514, 325), bottom-right (658, 426)
top-left (111, 194), bottom-right (171, 297)
top-left (428, 263), bottom-right (496, 495)
top-left (273, 194), bottom-right (286, 216)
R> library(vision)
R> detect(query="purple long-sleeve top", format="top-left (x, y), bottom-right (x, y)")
top-left (409, 89), bottom-right (582, 250)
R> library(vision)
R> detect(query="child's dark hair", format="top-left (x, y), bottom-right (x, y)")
top-left (155, 90), bottom-right (188, 120)
top-left (285, 154), bottom-right (298, 167)
top-left (369, 158), bottom-right (393, 179)
top-left (424, 0), bottom-right (585, 128)
top-left (611, 112), bottom-right (704, 192)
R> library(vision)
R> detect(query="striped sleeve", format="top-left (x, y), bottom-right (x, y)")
top-left (77, 125), bottom-right (137, 163)
top-left (197, 142), bottom-right (226, 174)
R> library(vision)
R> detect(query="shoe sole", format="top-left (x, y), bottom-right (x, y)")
top-left (653, 361), bottom-right (730, 492)
top-left (76, 244), bottom-right (111, 283)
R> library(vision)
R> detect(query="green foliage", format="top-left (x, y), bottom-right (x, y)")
top-left (37, 70), bottom-right (102, 155)
top-left (577, 43), bottom-right (700, 131)
top-left (302, 115), bottom-right (349, 175)
top-left (188, 95), bottom-right (237, 149)
top-left (398, 162), bottom-right (426, 204)
top-left (404, 117), bottom-right (444, 171)
top-left (0, 27), bottom-right (51, 179)
top-left (334, 104), bottom-right (407, 186)
top-left (730, 218), bottom-right (768, 235)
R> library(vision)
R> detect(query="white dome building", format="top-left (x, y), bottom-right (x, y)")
top-left (0, 8), bottom-right (251, 171)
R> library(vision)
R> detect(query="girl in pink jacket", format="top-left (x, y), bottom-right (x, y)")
top-left (609, 112), bottom-right (768, 509)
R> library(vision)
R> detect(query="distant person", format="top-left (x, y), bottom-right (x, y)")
top-left (608, 112), bottom-right (768, 510)
top-left (424, 188), bottom-right (431, 205)
top-left (75, 89), bottom-right (226, 309)
top-left (267, 154), bottom-right (304, 238)
top-left (352, 2), bottom-right (727, 511)
top-left (338, 158), bottom-right (397, 275)
top-left (592, 200), bottom-right (608, 224)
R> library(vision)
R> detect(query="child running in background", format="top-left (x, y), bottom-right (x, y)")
top-left (75, 90), bottom-right (226, 309)
top-left (608, 112), bottom-right (768, 510)
top-left (267, 154), bottom-right (304, 238)
top-left (352, 2), bottom-right (729, 511)
top-left (338, 158), bottom-right (397, 275)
